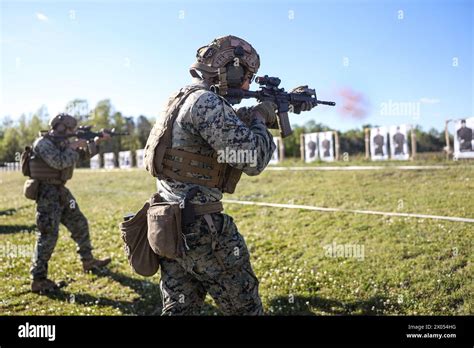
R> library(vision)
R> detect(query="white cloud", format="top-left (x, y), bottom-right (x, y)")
top-left (419, 97), bottom-right (440, 104)
top-left (36, 13), bottom-right (49, 22)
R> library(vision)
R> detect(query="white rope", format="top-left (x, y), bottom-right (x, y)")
top-left (222, 199), bottom-right (474, 223)
top-left (265, 165), bottom-right (450, 171)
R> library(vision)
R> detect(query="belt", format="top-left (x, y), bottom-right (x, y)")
top-left (193, 201), bottom-right (223, 216)
top-left (181, 200), bottom-right (223, 226)
top-left (37, 178), bottom-right (66, 186)
top-left (148, 192), bottom-right (223, 216)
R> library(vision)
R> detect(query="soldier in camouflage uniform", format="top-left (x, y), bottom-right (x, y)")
top-left (29, 114), bottom-right (112, 293)
top-left (146, 35), bottom-right (314, 315)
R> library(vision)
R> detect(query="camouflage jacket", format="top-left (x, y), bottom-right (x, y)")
top-left (32, 135), bottom-right (99, 170)
top-left (157, 80), bottom-right (276, 204)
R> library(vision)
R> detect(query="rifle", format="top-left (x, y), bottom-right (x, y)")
top-left (212, 75), bottom-right (336, 138)
top-left (41, 125), bottom-right (129, 142)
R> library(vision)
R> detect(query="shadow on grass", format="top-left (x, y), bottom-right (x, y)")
top-left (0, 224), bottom-right (36, 234)
top-left (0, 208), bottom-right (17, 216)
top-left (44, 268), bottom-right (219, 315)
top-left (43, 268), bottom-right (161, 315)
top-left (268, 294), bottom-right (401, 315)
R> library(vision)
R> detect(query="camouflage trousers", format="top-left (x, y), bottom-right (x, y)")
top-left (159, 213), bottom-right (264, 315)
top-left (30, 183), bottom-right (93, 280)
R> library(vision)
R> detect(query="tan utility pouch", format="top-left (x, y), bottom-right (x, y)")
top-left (147, 200), bottom-right (184, 260)
top-left (23, 179), bottom-right (39, 200)
top-left (120, 200), bottom-right (160, 277)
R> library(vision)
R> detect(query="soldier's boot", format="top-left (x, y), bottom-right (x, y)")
top-left (31, 278), bottom-right (59, 294)
top-left (82, 257), bottom-right (111, 272)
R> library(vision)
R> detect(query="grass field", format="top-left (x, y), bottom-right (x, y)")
top-left (0, 162), bottom-right (472, 315)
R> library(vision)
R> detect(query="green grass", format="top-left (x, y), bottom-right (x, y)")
top-left (0, 163), bottom-right (472, 315)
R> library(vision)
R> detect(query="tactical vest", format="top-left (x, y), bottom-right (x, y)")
top-left (27, 137), bottom-right (74, 184)
top-left (144, 84), bottom-right (242, 194)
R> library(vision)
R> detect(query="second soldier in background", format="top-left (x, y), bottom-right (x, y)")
top-left (26, 114), bottom-right (112, 293)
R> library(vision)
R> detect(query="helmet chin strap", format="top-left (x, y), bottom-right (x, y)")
top-left (189, 69), bottom-right (202, 79)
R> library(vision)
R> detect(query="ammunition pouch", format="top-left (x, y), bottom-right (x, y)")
top-left (147, 193), bottom-right (224, 260)
top-left (147, 200), bottom-right (184, 260)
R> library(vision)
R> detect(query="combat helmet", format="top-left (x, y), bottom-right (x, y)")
top-left (49, 113), bottom-right (77, 131)
top-left (190, 35), bottom-right (260, 95)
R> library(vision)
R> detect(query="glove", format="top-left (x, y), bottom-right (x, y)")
top-left (235, 107), bottom-right (253, 127)
top-left (290, 85), bottom-right (316, 114)
top-left (252, 101), bottom-right (278, 127)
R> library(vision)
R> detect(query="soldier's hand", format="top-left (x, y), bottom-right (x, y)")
top-left (95, 131), bottom-right (111, 143)
top-left (299, 101), bottom-right (314, 112)
top-left (290, 85), bottom-right (316, 114)
top-left (69, 139), bottom-right (88, 150)
top-left (235, 107), bottom-right (253, 127)
top-left (252, 101), bottom-right (278, 127)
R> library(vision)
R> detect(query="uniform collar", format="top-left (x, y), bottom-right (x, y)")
top-left (191, 78), bottom-right (211, 90)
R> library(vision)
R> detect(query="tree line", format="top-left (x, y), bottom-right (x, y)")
top-left (0, 99), bottom-right (449, 164)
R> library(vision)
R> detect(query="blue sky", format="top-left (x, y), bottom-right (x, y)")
top-left (1, 0), bottom-right (472, 131)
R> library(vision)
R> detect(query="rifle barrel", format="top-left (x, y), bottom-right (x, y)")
top-left (316, 100), bottom-right (336, 106)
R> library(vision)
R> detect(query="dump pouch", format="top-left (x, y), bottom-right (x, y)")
top-left (23, 179), bottom-right (39, 200)
top-left (120, 200), bottom-right (160, 277)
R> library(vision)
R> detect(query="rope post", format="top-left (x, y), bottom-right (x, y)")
top-left (300, 133), bottom-right (305, 162)
top-left (278, 137), bottom-right (285, 162)
top-left (364, 128), bottom-right (370, 160)
top-left (445, 119), bottom-right (451, 160)
top-left (334, 131), bottom-right (340, 161)
top-left (410, 126), bottom-right (417, 161)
